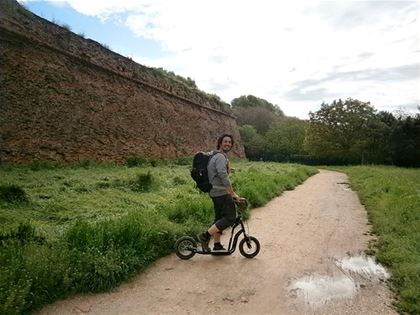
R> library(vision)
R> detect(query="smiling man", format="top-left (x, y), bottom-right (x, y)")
top-left (197, 134), bottom-right (241, 252)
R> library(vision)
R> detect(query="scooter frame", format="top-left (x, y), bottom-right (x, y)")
top-left (174, 199), bottom-right (260, 259)
top-left (196, 215), bottom-right (249, 256)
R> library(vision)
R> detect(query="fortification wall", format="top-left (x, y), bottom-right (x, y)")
top-left (0, 0), bottom-right (245, 163)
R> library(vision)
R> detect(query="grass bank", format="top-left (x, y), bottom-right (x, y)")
top-left (0, 160), bottom-right (317, 314)
top-left (332, 166), bottom-right (420, 315)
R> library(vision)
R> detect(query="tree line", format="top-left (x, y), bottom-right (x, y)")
top-left (235, 96), bottom-right (420, 167)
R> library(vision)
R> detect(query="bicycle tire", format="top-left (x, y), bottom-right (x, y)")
top-left (239, 236), bottom-right (260, 258)
top-left (175, 236), bottom-right (197, 260)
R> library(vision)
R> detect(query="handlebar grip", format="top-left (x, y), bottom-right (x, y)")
top-left (236, 198), bottom-right (248, 211)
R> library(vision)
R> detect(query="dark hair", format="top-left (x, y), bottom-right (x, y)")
top-left (217, 134), bottom-right (234, 150)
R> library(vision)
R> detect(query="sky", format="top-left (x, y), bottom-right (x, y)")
top-left (19, 0), bottom-right (420, 119)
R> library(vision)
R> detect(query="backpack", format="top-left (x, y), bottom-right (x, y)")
top-left (190, 151), bottom-right (219, 192)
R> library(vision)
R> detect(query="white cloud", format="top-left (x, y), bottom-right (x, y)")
top-left (21, 0), bottom-right (420, 118)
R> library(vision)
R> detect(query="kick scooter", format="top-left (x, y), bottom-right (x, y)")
top-left (174, 198), bottom-right (260, 259)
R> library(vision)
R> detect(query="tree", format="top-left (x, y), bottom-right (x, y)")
top-left (233, 106), bottom-right (277, 134)
top-left (232, 95), bottom-right (284, 134)
top-left (239, 124), bottom-right (258, 144)
top-left (263, 118), bottom-right (307, 160)
top-left (232, 95), bottom-right (284, 116)
top-left (238, 124), bottom-right (264, 160)
top-left (390, 115), bottom-right (420, 166)
top-left (304, 98), bottom-right (379, 163)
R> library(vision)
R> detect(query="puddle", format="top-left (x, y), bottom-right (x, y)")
top-left (289, 255), bottom-right (390, 308)
top-left (289, 275), bottom-right (356, 307)
top-left (336, 255), bottom-right (390, 280)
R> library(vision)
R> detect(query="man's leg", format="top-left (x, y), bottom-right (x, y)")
top-left (213, 231), bottom-right (221, 243)
top-left (198, 195), bottom-right (234, 251)
top-left (211, 195), bottom-right (236, 250)
top-left (211, 196), bottom-right (223, 245)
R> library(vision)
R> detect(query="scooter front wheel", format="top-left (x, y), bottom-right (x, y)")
top-left (175, 236), bottom-right (197, 260)
top-left (239, 236), bottom-right (260, 258)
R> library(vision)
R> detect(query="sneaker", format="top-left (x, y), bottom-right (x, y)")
top-left (213, 243), bottom-right (226, 252)
top-left (196, 233), bottom-right (210, 252)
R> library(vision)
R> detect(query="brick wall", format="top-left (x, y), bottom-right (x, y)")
top-left (0, 0), bottom-right (245, 163)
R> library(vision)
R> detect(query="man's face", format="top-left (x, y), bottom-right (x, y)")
top-left (220, 136), bottom-right (233, 153)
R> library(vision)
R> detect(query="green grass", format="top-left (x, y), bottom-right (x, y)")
top-left (331, 165), bottom-right (420, 315)
top-left (0, 160), bottom-right (317, 314)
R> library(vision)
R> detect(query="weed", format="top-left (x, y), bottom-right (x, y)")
top-left (61, 23), bottom-right (71, 31)
top-left (171, 156), bottom-right (192, 165)
top-left (0, 185), bottom-right (29, 204)
top-left (129, 172), bottom-right (155, 192)
top-left (0, 223), bottom-right (44, 244)
top-left (29, 160), bottom-right (60, 171)
top-left (173, 176), bottom-right (187, 185)
top-left (126, 156), bottom-right (149, 167)
top-left (96, 182), bottom-right (110, 189)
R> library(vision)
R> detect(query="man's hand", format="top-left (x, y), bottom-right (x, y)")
top-left (232, 194), bottom-right (241, 203)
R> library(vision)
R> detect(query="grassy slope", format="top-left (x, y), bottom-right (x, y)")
top-left (331, 166), bottom-right (420, 315)
top-left (0, 161), bottom-right (317, 314)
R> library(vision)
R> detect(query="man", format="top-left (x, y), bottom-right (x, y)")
top-left (197, 134), bottom-right (241, 252)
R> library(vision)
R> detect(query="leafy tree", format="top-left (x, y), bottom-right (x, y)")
top-left (390, 114), bottom-right (420, 166)
top-left (239, 124), bottom-right (258, 144)
top-left (232, 95), bottom-right (284, 134)
top-left (238, 125), bottom-right (262, 159)
top-left (244, 133), bottom-right (266, 160)
top-left (304, 98), bottom-right (379, 163)
top-left (232, 95), bottom-right (284, 116)
top-left (263, 118), bottom-right (307, 160)
top-left (375, 109), bottom-right (420, 166)
top-left (233, 106), bottom-right (277, 134)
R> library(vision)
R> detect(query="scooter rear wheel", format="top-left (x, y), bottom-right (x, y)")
top-left (175, 236), bottom-right (197, 260)
top-left (239, 236), bottom-right (260, 258)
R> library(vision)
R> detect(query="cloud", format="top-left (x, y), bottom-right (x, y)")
top-left (312, 1), bottom-right (418, 29)
top-left (20, 0), bottom-right (420, 118)
top-left (285, 86), bottom-right (334, 102)
top-left (285, 63), bottom-right (419, 101)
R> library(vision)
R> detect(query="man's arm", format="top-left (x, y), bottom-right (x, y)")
top-left (214, 154), bottom-right (240, 201)
top-left (227, 184), bottom-right (240, 201)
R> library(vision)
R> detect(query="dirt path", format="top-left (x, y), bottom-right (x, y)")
top-left (39, 170), bottom-right (397, 315)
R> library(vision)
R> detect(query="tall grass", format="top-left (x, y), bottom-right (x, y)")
top-left (0, 161), bottom-right (316, 314)
top-left (333, 166), bottom-right (420, 315)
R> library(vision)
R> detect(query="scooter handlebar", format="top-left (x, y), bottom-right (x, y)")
top-left (235, 198), bottom-right (248, 211)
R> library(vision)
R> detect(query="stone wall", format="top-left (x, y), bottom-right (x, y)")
top-left (0, 0), bottom-right (245, 164)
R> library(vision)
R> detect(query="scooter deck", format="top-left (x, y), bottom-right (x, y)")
top-left (195, 250), bottom-right (232, 256)
top-left (211, 250), bottom-right (231, 256)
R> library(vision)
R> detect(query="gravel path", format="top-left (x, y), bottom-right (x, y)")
top-left (39, 170), bottom-right (397, 315)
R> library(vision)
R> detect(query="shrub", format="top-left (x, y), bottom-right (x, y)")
top-left (164, 195), bottom-right (212, 226)
top-left (29, 160), bottom-right (60, 171)
top-left (0, 223), bottom-right (45, 244)
top-left (129, 172), bottom-right (155, 192)
top-left (173, 176), bottom-right (187, 185)
top-left (171, 157), bottom-right (192, 165)
top-left (0, 185), bottom-right (29, 204)
top-left (126, 156), bottom-right (149, 167)
top-left (61, 23), bottom-right (71, 31)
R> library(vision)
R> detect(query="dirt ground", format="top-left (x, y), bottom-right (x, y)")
top-left (38, 170), bottom-right (397, 315)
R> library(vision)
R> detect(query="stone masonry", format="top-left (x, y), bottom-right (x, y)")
top-left (0, 0), bottom-right (245, 163)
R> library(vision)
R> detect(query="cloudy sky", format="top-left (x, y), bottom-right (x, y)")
top-left (20, 0), bottom-right (419, 119)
